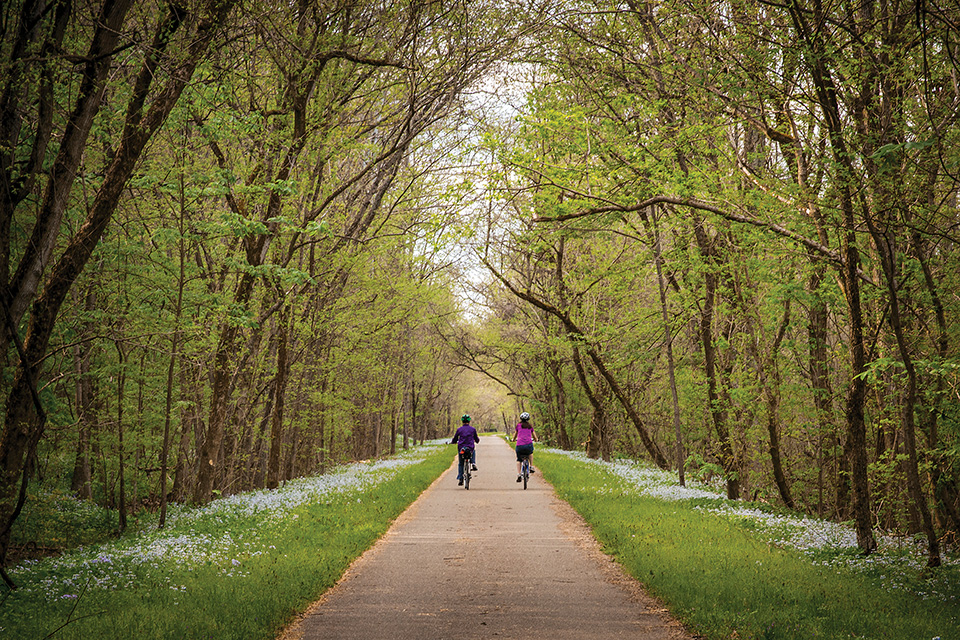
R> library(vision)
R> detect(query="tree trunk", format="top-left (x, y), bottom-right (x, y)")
top-left (650, 207), bottom-right (684, 483)
top-left (570, 339), bottom-right (605, 460)
top-left (787, 0), bottom-right (876, 552)
top-left (865, 218), bottom-right (940, 566)
top-left (114, 339), bottom-right (127, 534)
top-left (586, 402), bottom-right (605, 460)
top-left (3, 0), bottom-right (133, 335)
top-left (390, 403), bottom-right (398, 456)
top-left (691, 217), bottom-right (739, 499)
top-left (284, 378), bottom-right (304, 482)
top-left (402, 376), bottom-right (410, 451)
top-left (806, 259), bottom-right (837, 518)
top-left (548, 358), bottom-right (572, 450)
top-left (410, 383), bottom-right (420, 448)
top-left (743, 291), bottom-right (795, 510)
top-left (838, 196), bottom-right (876, 553)
top-left (70, 288), bottom-right (97, 499)
top-left (159, 140), bottom-right (191, 527)
top-left (194, 272), bottom-right (257, 503)
top-left (373, 411), bottom-right (383, 458)
top-left (172, 362), bottom-right (202, 502)
top-left (267, 305), bottom-right (291, 490)
top-left (911, 231), bottom-right (960, 538)
top-left (319, 370), bottom-right (329, 473)
top-left (158, 329), bottom-right (177, 528)
top-left (0, 0), bottom-right (71, 289)
top-left (763, 384), bottom-right (793, 509)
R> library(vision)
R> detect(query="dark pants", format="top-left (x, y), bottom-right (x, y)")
top-left (457, 448), bottom-right (475, 480)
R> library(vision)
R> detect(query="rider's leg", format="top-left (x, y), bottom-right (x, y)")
top-left (516, 445), bottom-right (532, 476)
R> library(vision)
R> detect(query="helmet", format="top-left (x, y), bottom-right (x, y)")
top-left (519, 412), bottom-right (530, 422)
top-left (461, 414), bottom-right (471, 423)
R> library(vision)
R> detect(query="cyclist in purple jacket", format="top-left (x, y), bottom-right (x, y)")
top-left (511, 412), bottom-right (537, 482)
top-left (451, 414), bottom-right (479, 486)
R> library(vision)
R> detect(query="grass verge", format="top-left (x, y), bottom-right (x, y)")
top-left (536, 450), bottom-right (957, 640)
top-left (1, 443), bottom-right (452, 640)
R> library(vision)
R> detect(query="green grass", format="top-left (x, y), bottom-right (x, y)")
top-left (536, 450), bottom-right (957, 640)
top-left (1, 444), bottom-right (452, 640)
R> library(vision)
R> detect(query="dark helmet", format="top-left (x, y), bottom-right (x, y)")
top-left (519, 412), bottom-right (530, 422)
top-left (461, 414), bottom-right (471, 423)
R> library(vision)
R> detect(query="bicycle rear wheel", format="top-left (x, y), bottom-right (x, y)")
top-left (460, 450), bottom-right (471, 490)
top-left (522, 458), bottom-right (529, 490)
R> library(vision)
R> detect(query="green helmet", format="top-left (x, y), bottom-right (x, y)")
top-left (461, 414), bottom-right (471, 423)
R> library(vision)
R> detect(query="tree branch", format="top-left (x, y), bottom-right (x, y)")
top-left (534, 195), bottom-right (877, 286)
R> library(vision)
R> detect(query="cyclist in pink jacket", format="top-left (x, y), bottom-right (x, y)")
top-left (511, 412), bottom-right (537, 482)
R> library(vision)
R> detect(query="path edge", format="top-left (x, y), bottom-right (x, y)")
top-left (547, 487), bottom-right (698, 639)
top-left (276, 454), bottom-right (457, 640)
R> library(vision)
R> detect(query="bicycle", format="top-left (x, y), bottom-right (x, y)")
top-left (459, 448), bottom-right (473, 490)
top-left (520, 454), bottom-right (530, 490)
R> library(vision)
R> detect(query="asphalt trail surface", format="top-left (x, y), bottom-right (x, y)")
top-left (280, 436), bottom-right (692, 640)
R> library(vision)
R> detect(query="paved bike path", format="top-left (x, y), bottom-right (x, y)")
top-left (280, 436), bottom-right (692, 640)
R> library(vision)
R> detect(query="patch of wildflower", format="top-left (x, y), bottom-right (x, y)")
top-left (9, 444), bottom-right (443, 603)
top-left (549, 449), bottom-right (723, 500)
top-left (548, 448), bottom-right (958, 604)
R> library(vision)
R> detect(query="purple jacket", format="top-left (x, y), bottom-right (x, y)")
top-left (451, 424), bottom-right (479, 450)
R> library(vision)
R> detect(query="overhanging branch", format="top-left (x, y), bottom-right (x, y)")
top-left (533, 195), bottom-right (877, 286)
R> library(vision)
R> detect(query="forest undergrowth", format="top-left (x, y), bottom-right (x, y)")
top-left (537, 450), bottom-right (958, 640)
